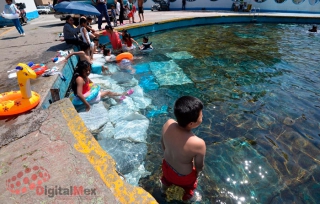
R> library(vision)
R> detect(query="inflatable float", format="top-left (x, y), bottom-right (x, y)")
top-left (116, 52), bottom-right (133, 61)
top-left (1, 13), bottom-right (19, 19)
top-left (29, 63), bottom-right (48, 76)
top-left (91, 63), bottom-right (103, 74)
top-left (0, 63), bottom-right (40, 116)
top-left (69, 84), bottom-right (100, 106)
top-left (140, 42), bottom-right (153, 52)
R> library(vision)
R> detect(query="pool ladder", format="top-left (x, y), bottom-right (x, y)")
top-left (251, 7), bottom-right (260, 22)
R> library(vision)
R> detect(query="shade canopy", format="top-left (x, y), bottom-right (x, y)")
top-left (54, 1), bottom-right (101, 16)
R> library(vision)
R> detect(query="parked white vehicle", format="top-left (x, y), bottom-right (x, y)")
top-left (37, 6), bottom-right (50, 14)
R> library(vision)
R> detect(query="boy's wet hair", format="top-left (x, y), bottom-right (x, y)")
top-left (80, 18), bottom-right (87, 25)
top-left (174, 96), bottom-right (203, 128)
top-left (103, 48), bottom-right (111, 56)
top-left (143, 36), bottom-right (149, 41)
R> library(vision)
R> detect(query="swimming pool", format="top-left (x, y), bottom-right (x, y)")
top-left (82, 23), bottom-right (320, 203)
top-left (126, 23), bottom-right (320, 203)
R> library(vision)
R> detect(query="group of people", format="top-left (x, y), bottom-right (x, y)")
top-left (67, 43), bottom-right (205, 203)
top-left (92, 0), bottom-right (145, 30)
top-left (102, 25), bottom-right (152, 52)
top-left (69, 50), bottom-right (206, 202)
top-left (63, 15), bottom-right (152, 55)
top-left (63, 18), bottom-right (153, 111)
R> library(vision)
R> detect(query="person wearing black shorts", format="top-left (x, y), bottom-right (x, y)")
top-left (138, 0), bottom-right (144, 22)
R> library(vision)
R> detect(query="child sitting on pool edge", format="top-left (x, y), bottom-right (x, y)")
top-left (64, 43), bottom-right (110, 75)
top-left (71, 61), bottom-right (134, 111)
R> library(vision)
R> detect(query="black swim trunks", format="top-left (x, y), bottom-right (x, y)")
top-left (138, 6), bottom-right (143, 14)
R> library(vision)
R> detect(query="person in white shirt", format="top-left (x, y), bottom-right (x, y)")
top-left (3, 0), bottom-right (25, 36)
top-left (116, 0), bottom-right (120, 16)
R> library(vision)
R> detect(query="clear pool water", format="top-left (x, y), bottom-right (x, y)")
top-left (130, 23), bottom-right (320, 203)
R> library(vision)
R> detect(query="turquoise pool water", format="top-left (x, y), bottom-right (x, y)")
top-left (130, 23), bottom-right (320, 203)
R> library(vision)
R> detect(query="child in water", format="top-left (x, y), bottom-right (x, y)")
top-left (309, 25), bottom-right (317, 33)
top-left (139, 36), bottom-right (153, 51)
top-left (121, 29), bottom-right (139, 50)
top-left (71, 61), bottom-right (134, 111)
top-left (119, 59), bottom-right (136, 74)
top-left (103, 48), bottom-right (116, 62)
top-left (160, 96), bottom-right (205, 202)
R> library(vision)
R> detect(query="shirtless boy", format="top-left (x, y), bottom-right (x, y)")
top-left (160, 96), bottom-right (206, 201)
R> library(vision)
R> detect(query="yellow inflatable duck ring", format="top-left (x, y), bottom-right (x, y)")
top-left (0, 63), bottom-right (40, 116)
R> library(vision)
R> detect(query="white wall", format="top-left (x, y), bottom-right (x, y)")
top-left (0, 0), bottom-right (39, 26)
top-left (142, 0), bottom-right (320, 13)
top-left (1, 0), bottom-right (38, 13)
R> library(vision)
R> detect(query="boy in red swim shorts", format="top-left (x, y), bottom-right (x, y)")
top-left (160, 96), bottom-right (206, 201)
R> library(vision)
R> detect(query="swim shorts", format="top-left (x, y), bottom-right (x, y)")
top-left (127, 11), bottom-right (133, 18)
top-left (160, 159), bottom-right (198, 201)
top-left (138, 6), bottom-right (143, 14)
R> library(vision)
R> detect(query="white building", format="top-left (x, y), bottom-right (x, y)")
top-left (0, 0), bottom-right (39, 26)
top-left (144, 0), bottom-right (320, 14)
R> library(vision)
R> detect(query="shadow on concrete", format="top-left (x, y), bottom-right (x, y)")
top-left (0, 115), bottom-right (19, 122)
top-left (0, 109), bottom-right (33, 122)
top-left (1, 36), bottom-right (20, 40)
top-left (39, 22), bottom-right (65, 28)
top-left (47, 42), bottom-right (73, 52)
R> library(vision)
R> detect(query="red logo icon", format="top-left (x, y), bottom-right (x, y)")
top-left (6, 166), bottom-right (50, 195)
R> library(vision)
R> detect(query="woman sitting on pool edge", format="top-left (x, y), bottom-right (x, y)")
top-left (71, 61), bottom-right (134, 111)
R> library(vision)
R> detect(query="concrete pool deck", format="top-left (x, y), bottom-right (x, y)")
top-left (0, 10), bottom-right (320, 204)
